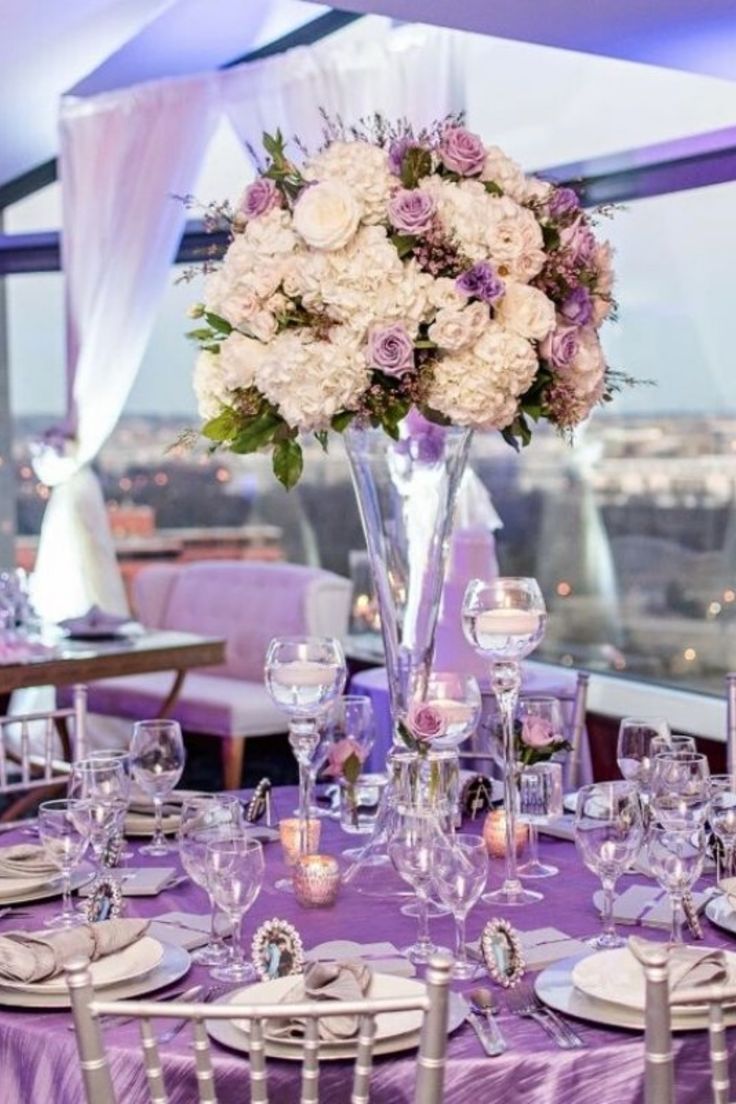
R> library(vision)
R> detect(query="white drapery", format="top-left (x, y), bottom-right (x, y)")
top-left (32, 73), bottom-right (218, 621)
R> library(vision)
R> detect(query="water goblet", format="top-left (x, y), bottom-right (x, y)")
top-left (38, 798), bottom-right (91, 927)
top-left (388, 808), bottom-right (449, 964)
top-left (575, 781), bottom-right (644, 948)
top-left (431, 833), bottom-right (488, 979)
top-left (462, 577), bottom-right (547, 906)
top-left (650, 734), bottom-right (696, 758)
top-left (311, 694), bottom-right (375, 824)
top-left (616, 717), bottom-right (671, 799)
top-left (648, 825), bottom-right (706, 944)
top-left (708, 774), bottom-right (736, 880)
top-left (517, 761), bottom-right (564, 879)
top-left (265, 636), bottom-right (346, 858)
top-left (86, 749), bottom-right (134, 858)
top-left (177, 794), bottom-right (243, 966)
top-left (129, 720), bottom-right (186, 856)
top-left (205, 837), bottom-right (265, 983)
top-left (68, 757), bottom-right (129, 869)
top-left (650, 751), bottom-right (710, 830)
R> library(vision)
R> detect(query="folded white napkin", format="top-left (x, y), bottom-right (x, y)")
top-left (269, 960), bottom-right (372, 1041)
top-left (0, 844), bottom-right (58, 880)
top-left (0, 918), bottom-right (149, 984)
top-left (629, 936), bottom-right (727, 992)
top-left (594, 885), bottom-right (710, 929)
top-left (58, 606), bottom-right (132, 634)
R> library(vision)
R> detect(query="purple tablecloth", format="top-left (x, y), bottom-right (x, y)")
top-left (0, 788), bottom-right (729, 1103)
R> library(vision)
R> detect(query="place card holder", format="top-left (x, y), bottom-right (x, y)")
top-left (245, 778), bottom-right (272, 826)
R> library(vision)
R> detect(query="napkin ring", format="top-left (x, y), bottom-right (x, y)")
top-left (84, 875), bottom-right (124, 923)
top-left (480, 918), bottom-right (525, 988)
top-left (252, 918), bottom-right (304, 981)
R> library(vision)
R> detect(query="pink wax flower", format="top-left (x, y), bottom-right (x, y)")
top-left (324, 738), bottom-right (365, 780)
top-left (240, 178), bottom-right (281, 219)
top-left (407, 702), bottom-right (447, 743)
top-left (520, 716), bottom-right (556, 748)
top-left (439, 125), bottom-right (486, 176)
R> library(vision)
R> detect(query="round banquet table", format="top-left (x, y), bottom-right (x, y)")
top-left (0, 787), bottom-right (730, 1104)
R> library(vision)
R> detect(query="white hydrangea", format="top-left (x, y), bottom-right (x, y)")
top-left (428, 276), bottom-right (466, 311)
top-left (193, 350), bottom-right (229, 420)
top-left (218, 331), bottom-right (267, 391)
top-left (494, 282), bottom-right (556, 342)
top-left (481, 146), bottom-right (527, 202)
top-left (255, 330), bottom-right (370, 433)
top-left (419, 176), bottom-right (490, 262)
top-left (428, 301), bottom-right (490, 351)
top-left (305, 140), bottom-right (394, 224)
top-left (426, 322), bottom-right (538, 429)
top-left (240, 208), bottom-right (298, 256)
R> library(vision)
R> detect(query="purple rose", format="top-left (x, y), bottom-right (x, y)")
top-left (240, 178), bottom-right (281, 219)
top-left (560, 286), bottom-right (593, 327)
top-left (560, 215), bottom-right (597, 267)
top-left (388, 137), bottom-right (426, 176)
top-left (367, 324), bottom-right (415, 377)
top-left (540, 323), bottom-right (579, 369)
top-left (547, 186), bottom-right (580, 220)
top-left (439, 125), bottom-right (486, 176)
top-left (407, 702), bottom-right (447, 743)
top-left (456, 262), bottom-right (505, 304)
top-left (388, 188), bottom-right (435, 235)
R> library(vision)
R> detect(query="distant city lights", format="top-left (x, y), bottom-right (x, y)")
top-left (556, 581), bottom-right (572, 597)
top-left (215, 468), bottom-right (230, 483)
top-left (683, 648), bottom-right (697, 662)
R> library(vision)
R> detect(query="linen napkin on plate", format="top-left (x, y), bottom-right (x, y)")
top-left (58, 606), bottom-right (132, 635)
top-left (269, 960), bottom-right (372, 1041)
top-left (0, 918), bottom-right (149, 984)
top-left (629, 936), bottom-right (727, 992)
top-left (0, 844), bottom-right (58, 880)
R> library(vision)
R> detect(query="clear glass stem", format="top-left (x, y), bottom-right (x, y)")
top-left (152, 796), bottom-right (165, 851)
top-left (669, 894), bottom-right (684, 944)
top-left (208, 893), bottom-right (225, 953)
top-left (454, 911), bottom-right (468, 969)
top-left (290, 721), bottom-right (318, 856)
top-left (601, 877), bottom-right (617, 942)
top-left (229, 910), bottom-right (246, 969)
top-left (416, 886), bottom-right (431, 951)
top-left (492, 660), bottom-right (522, 895)
top-left (528, 822), bottom-right (539, 864)
top-left (61, 868), bottom-right (73, 920)
top-left (725, 845), bottom-right (735, 881)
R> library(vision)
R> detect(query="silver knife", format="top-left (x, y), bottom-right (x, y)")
top-left (464, 1002), bottom-right (505, 1057)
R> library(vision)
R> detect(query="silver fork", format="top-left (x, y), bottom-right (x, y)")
top-left (507, 985), bottom-right (583, 1049)
top-left (523, 985), bottom-right (585, 1048)
top-left (156, 983), bottom-right (227, 1045)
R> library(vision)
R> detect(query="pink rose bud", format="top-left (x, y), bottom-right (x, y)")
top-left (324, 737), bottom-right (365, 779)
top-left (407, 702), bottom-right (447, 743)
top-left (521, 716), bottom-right (556, 749)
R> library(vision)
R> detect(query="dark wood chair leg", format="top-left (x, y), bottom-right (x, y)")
top-left (221, 737), bottom-right (245, 790)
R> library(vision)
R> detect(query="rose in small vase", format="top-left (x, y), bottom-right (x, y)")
top-left (398, 701), bottom-right (448, 755)
top-left (515, 715), bottom-right (571, 769)
top-left (324, 738), bottom-right (367, 828)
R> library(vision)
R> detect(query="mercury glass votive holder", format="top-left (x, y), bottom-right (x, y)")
top-left (483, 809), bottom-right (528, 859)
top-left (279, 817), bottom-right (321, 866)
top-left (293, 854), bottom-right (341, 908)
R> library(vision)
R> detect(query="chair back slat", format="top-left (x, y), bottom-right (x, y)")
top-left (192, 1019), bottom-right (217, 1104)
top-left (73, 683), bottom-right (89, 760)
top-left (20, 720), bottom-right (30, 784)
top-left (413, 956), bottom-right (452, 1104)
top-left (300, 1016), bottom-right (320, 1104)
top-left (726, 673), bottom-right (736, 776)
top-left (708, 1002), bottom-right (729, 1104)
top-left (0, 693), bottom-right (85, 816)
top-left (351, 1012), bottom-right (376, 1104)
top-left (65, 957), bottom-right (116, 1104)
top-left (632, 941), bottom-right (674, 1104)
top-left (43, 716), bottom-right (53, 781)
top-left (567, 671), bottom-right (590, 790)
top-left (249, 1016), bottom-right (269, 1104)
top-left (139, 1018), bottom-right (168, 1104)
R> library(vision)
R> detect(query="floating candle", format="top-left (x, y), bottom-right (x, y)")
top-left (475, 609), bottom-right (541, 636)
top-left (271, 660), bottom-right (334, 687)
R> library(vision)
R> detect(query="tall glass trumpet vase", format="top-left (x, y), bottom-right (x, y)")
top-left (265, 636), bottom-right (346, 876)
top-left (462, 577), bottom-right (547, 906)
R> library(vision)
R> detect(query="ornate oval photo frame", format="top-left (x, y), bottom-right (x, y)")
top-left (480, 918), bottom-right (525, 989)
top-left (83, 875), bottom-right (123, 923)
top-left (251, 918), bottom-right (304, 981)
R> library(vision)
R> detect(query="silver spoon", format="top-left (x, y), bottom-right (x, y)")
top-left (469, 987), bottom-right (507, 1055)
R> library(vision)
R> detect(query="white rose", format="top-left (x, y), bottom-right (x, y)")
top-left (486, 200), bottom-right (546, 283)
top-left (523, 176), bottom-right (553, 204)
top-left (429, 276), bottom-right (465, 311)
top-left (481, 146), bottom-right (527, 202)
top-left (428, 302), bottom-right (490, 351)
top-left (193, 350), bottom-right (229, 419)
top-left (218, 283), bottom-right (260, 330)
top-left (494, 282), bottom-right (555, 342)
top-left (305, 141), bottom-right (393, 224)
top-left (561, 326), bottom-right (606, 392)
top-left (244, 310), bottom-right (278, 344)
top-left (293, 181), bottom-right (361, 251)
top-left (218, 332), bottom-right (266, 391)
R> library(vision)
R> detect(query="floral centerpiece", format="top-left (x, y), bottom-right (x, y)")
top-left (189, 115), bottom-right (620, 488)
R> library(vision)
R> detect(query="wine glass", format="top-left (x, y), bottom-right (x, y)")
top-left (265, 636), bottom-right (346, 858)
top-left (708, 775), bottom-right (736, 880)
top-left (650, 734), bottom-right (696, 758)
top-left (409, 671), bottom-right (481, 750)
top-left (650, 751), bottom-right (710, 830)
top-left (431, 833), bottom-right (488, 978)
top-left (178, 794), bottom-right (243, 966)
top-left (462, 577), bottom-right (547, 906)
top-left (517, 762), bottom-right (564, 879)
top-left (388, 809), bottom-right (449, 964)
top-left (648, 826), bottom-right (706, 944)
top-left (129, 720), bottom-right (186, 856)
top-left (86, 749), bottom-right (134, 858)
top-left (68, 757), bottom-right (129, 870)
top-left (616, 717), bottom-right (671, 796)
top-left (575, 781), bottom-right (644, 948)
top-left (205, 837), bottom-right (265, 983)
top-left (38, 798), bottom-right (91, 927)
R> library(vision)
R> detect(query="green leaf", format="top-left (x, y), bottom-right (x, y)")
top-left (390, 233), bottom-right (417, 260)
top-left (272, 438), bottom-right (303, 490)
top-left (314, 430), bottom-right (329, 452)
top-left (262, 129), bottom-right (285, 160)
top-left (186, 327), bottom-right (216, 342)
top-left (204, 312), bottom-right (232, 335)
top-left (542, 224), bottom-right (561, 251)
top-left (500, 427), bottom-right (521, 452)
top-left (230, 410), bottom-right (282, 454)
top-left (201, 343), bottom-right (221, 354)
top-left (483, 180), bottom-right (503, 197)
top-left (331, 410), bottom-right (356, 433)
top-left (202, 408), bottom-right (239, 442)
top-left (400, 146), bottom-right (433, 189)
top-left (342, 753), bottom-right (363, 785)
top-left (414, 338), bottom-right (438, 350)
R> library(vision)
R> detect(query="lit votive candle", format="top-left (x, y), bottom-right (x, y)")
top-left (293, 854), bottom-right (341, 908)
top-left (279, 818), bottom-right (321, 866)
top-left (483, 809), bottom-right (528, 859)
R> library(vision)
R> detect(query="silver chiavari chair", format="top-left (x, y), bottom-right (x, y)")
top-left (66, 953), bottom-right (452, 1104)
top-left (726, 673), bottom-right (736, 775)
top-left (0, 684), bottom-right (87, 825)
top-left (633, 937), bottom-right (736, 1104)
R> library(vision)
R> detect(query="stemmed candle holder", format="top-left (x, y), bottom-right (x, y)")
top-left (462, 577), bottom-right (547, 906)
top-left (265, 636), bottom-right (346, 874)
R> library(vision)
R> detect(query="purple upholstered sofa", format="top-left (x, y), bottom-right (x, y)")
top-left (69, 561), bottom-right (352, 788)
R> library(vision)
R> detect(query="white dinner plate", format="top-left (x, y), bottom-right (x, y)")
top-left (0, 941), bottom-right (191, 1009)
top-left (0, 866), bottom-right (92, 906)
top-left (535, 953), bottom-right (736, 1032)
top-left (706, 893), bottom-right (736, 936)
top-left (0, 869), bottom-right (64, 900)
top-left (1, 934), bottom-right (164, 995)
top-left (207, 986), bottom-right (466, 1061)
top-left (125, 811), bottom-right (181, 837)
top-left (572, 945), bottom-right (736, 1013)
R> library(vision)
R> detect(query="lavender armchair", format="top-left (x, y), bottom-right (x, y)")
top-left (75, 561), bottom-right (351, 789)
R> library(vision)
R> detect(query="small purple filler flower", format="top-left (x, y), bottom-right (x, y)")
top-left (367, 324), bottom-right (415, 377)
top-left (439, 125), bottom-right (486, 176)
top-left (388, 137), bottom-right (426, 176)
top-left (547, 186), bottom-right (580, 220)
top-left (456, 261), bottom-right (505, 304)
top-left (560, 286), bottom-right (593, 327)
top-left (240, 178), bottom-right (281, 219)
top-left (388, 188), bottom-right (435, 235)
top-left (540, 323), bottom-right (579, 369)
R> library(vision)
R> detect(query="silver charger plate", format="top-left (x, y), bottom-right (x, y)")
top-left (705, 893), bottom-right (736, 936)
top-left (244, 825), bottom-right (279, 844)
top-left (535, 952), bottom-right (736, 1032)
top-left (0, 941), bottom-right (191, 1010)
top-left (206, 989), bottom-right (467, 1061)
top-left (0, 866), bottom-right (93, 907)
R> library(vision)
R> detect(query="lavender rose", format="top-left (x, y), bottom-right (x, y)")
top-left (521, 716), bottom-right (556, 748)
top-left (240, 178), bottom-right (281, 219)
top-left (560, 286), bottom-right (594, 327)
top-left (547, 186), bottom-right (580, 220)
top-left (367, 324), bottom-right (415, 377)
top-left (388, 188), bottom-right (436, 235)
top-left (560, 215), bottom-right (597, 267)
top-left (456, 262), bottom-right (505, 304)
top-left (439, 125), bottom-right (486, 176)
top-left (540, 323), bottom-right (579, 369)
top-left (324, 737), bottom-right (366, 780)
top-left (407, 702), bottom-right (447, 743)
top-left (388, 137), bottom-right (426, 176)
